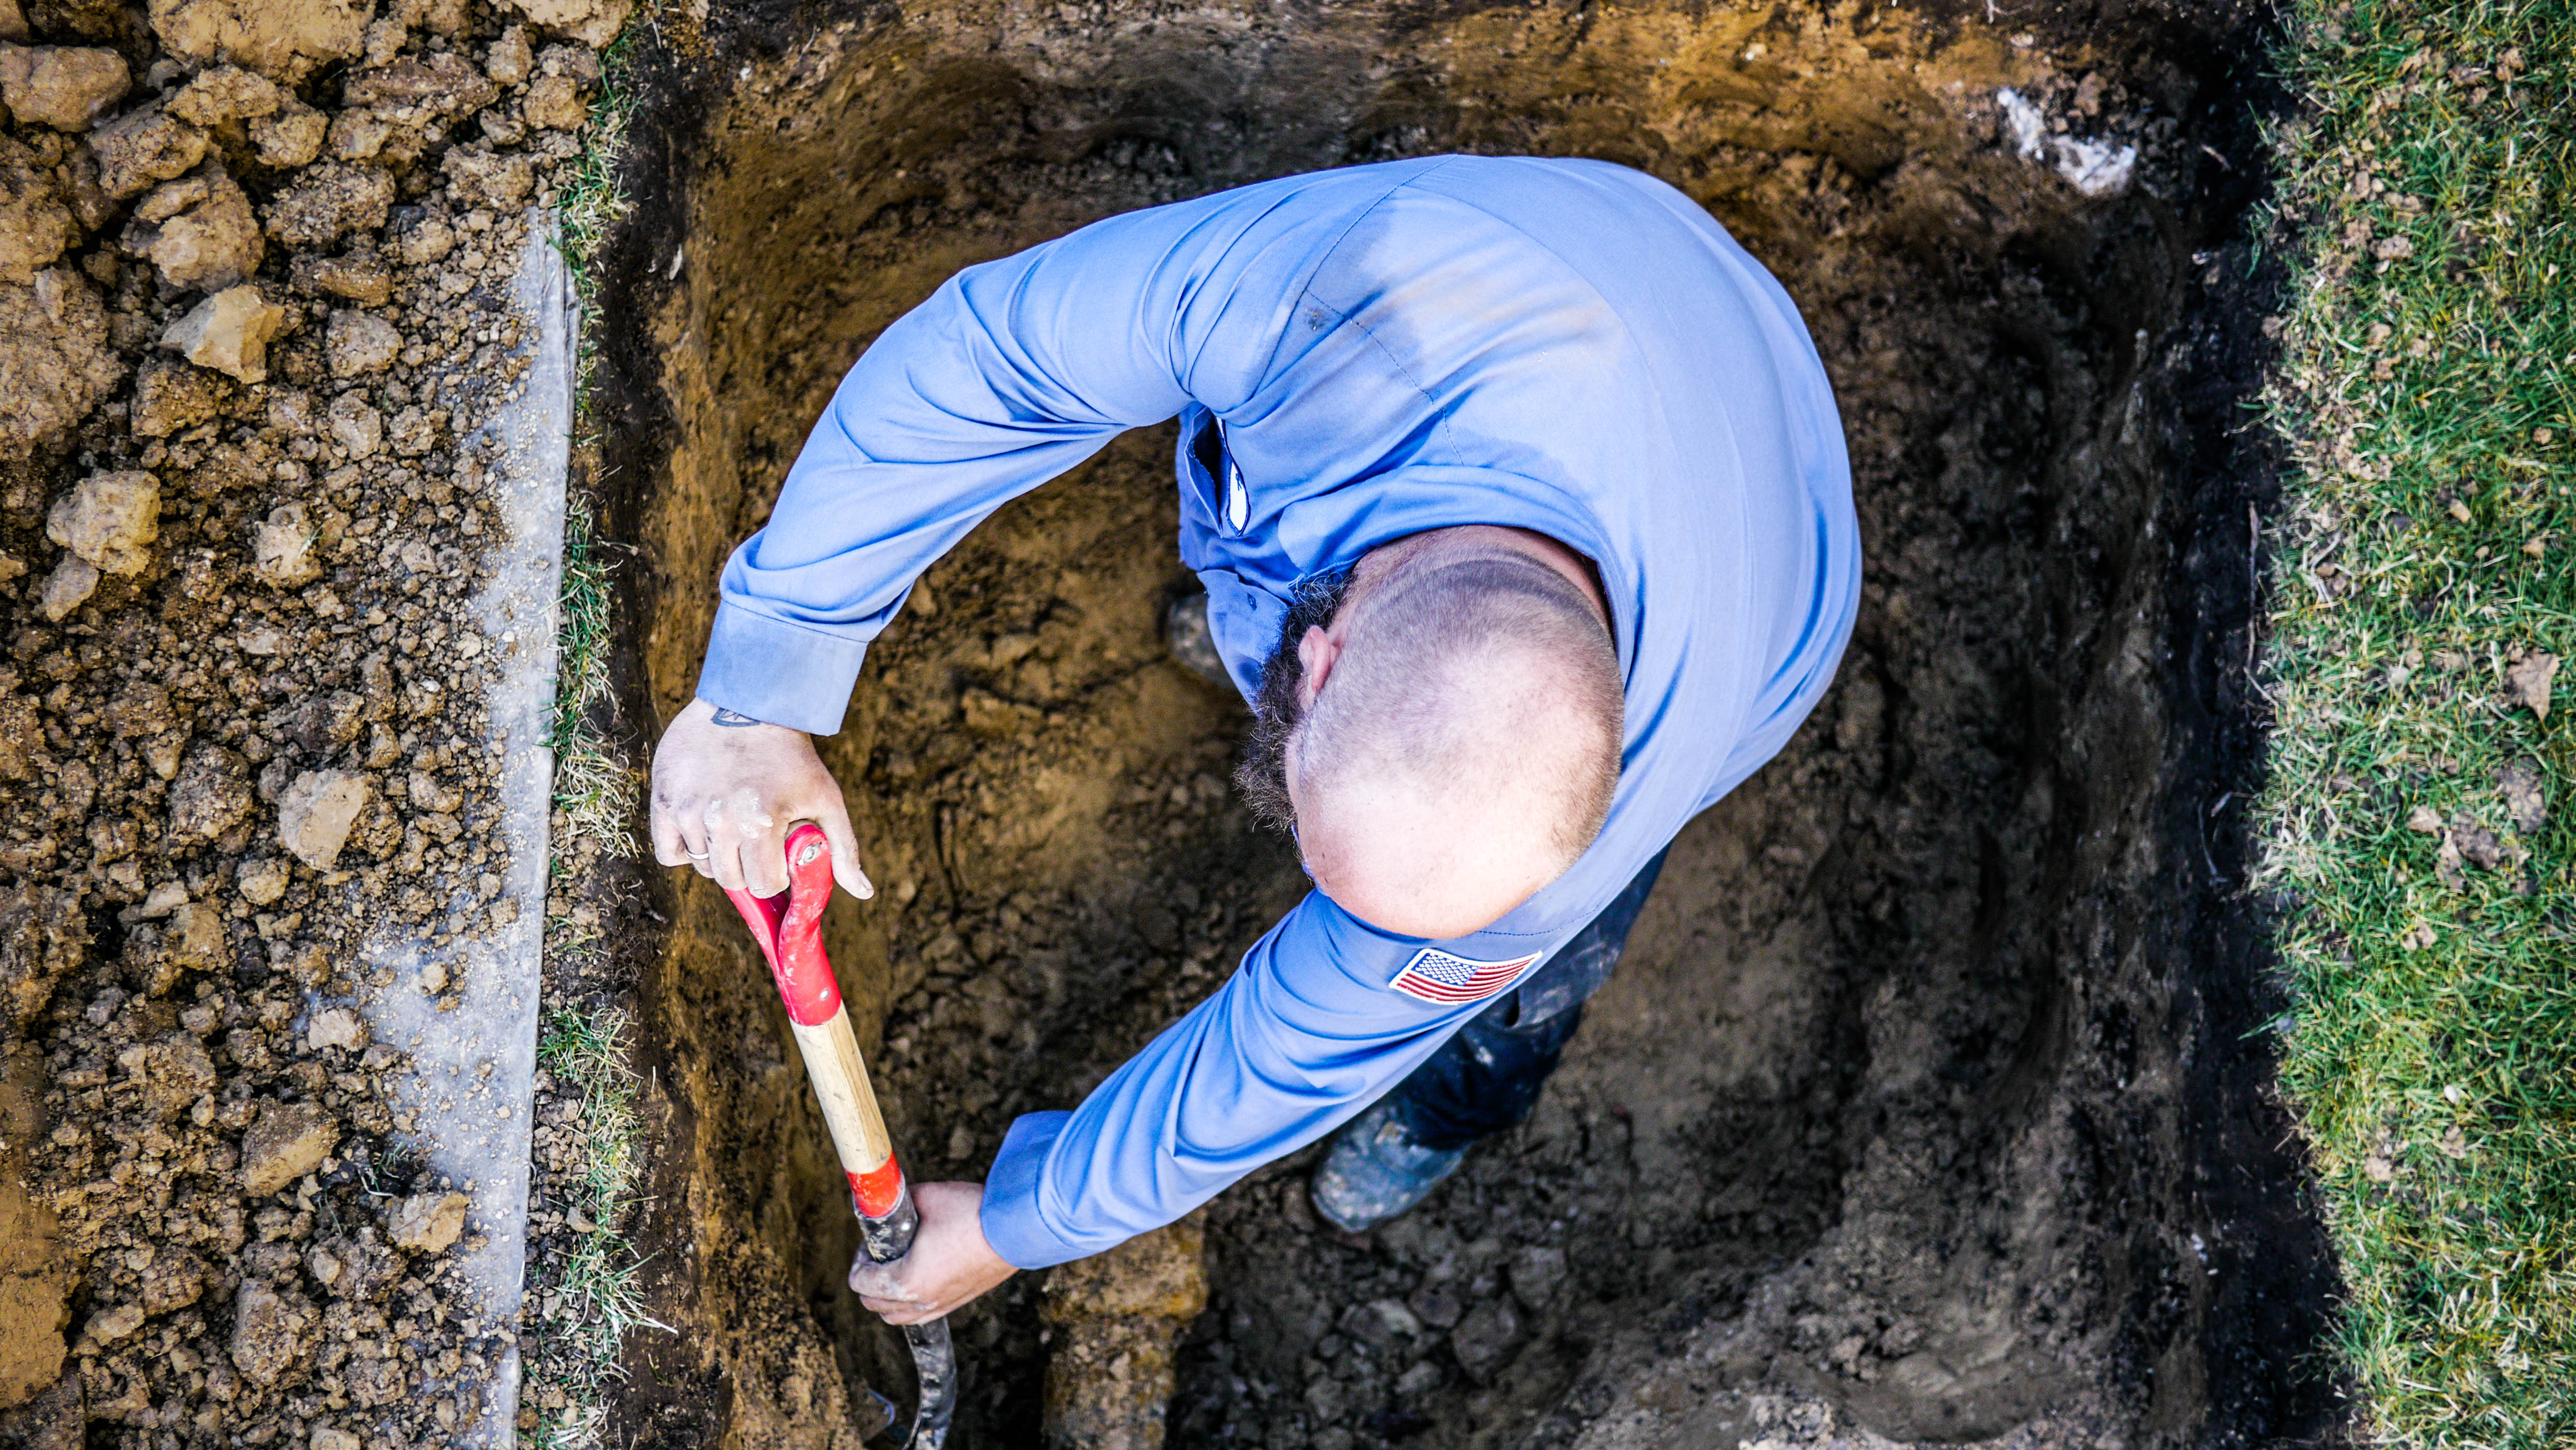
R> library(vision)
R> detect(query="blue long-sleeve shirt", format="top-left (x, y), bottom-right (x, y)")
top-left (697, 156), bottom-right (1861, 1269)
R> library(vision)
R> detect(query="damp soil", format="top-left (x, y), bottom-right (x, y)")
top-left (582, 2), bottom-right (2340, 1446)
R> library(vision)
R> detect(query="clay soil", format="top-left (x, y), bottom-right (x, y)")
top-left (0, 1), bottom-right (616, 1446)
top-left (574, 1), bottom-right (2344, 1447)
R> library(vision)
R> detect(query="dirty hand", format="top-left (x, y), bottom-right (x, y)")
top-left (850, 1181), bottom-right (1016, 1324)
top-left (649, 697), bottom-right (873, 900)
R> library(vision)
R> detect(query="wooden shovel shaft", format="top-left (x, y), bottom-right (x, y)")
top-left (787, 1002), bottom-right (909, 1219)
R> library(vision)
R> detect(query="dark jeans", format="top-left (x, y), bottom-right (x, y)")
top-left (1383, 849), bottom-right (1670, 1151)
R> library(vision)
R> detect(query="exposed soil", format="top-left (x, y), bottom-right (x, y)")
top-left (568, 2), bottom-right (2341, 1448)
top-left (0, 0), bottom-right (618, 1445)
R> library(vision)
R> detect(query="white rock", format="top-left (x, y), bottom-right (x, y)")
top-left (274, 768), bottom-right (369, 869)
top-left (159, 284), bottom-right (286, 383)
top-left (251, 502), bottom-right (321, 587)
top-left (385, 1190), bottom-right (469, 1254)
top-left (305, 1005), bottom-right (366, 1052)
top-left (324, 308), bottom-right (398, 376)
top-left (46, 470), bottom-right (158, 575)
top-left (37, 555), bottom-right (97, 621)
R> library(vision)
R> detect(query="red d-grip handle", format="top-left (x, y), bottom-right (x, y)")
top-left (724, 825), bottom-right (906, 1219)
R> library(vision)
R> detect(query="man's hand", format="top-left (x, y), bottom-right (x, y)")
top-left (650, 698), bottom-right (873, 900)
top-left (850, 1181), bottom-right (1017, 1324)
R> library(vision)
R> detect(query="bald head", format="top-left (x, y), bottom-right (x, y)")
top-left (1236, 528), bottom-right (1623, 938)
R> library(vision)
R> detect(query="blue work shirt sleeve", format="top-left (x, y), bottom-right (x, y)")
top-left (979, 892), bottom-right (1538, 1269)
top-left (696, 183), bottom-right (1351, 734)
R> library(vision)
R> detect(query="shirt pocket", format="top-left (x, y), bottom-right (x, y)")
top-left (1180, 406), bottom-right (1251, 536)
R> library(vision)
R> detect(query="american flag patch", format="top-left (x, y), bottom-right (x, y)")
top-left (1387, 947), bottom-right (1544, 1006)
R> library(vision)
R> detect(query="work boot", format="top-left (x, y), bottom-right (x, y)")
top-left (1163, 591), bottom-right (1231, 687)
top-left (1310, 1097), bottom-right (1468, 1233)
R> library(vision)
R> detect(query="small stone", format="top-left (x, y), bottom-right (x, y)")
top-left (0, 44), bottom-right (129, 130)
top-left (306, 1006), bottom-right (366, 1053)
top-left (325, 308), bottom-right (399, 377)
top-left (386, 1190), bottom-right (470, 1254)
top-left (82, 1301), bottom-right (145, 1347)
top-left (312, 1429), bottom-right (362, 1450)
top-left (485, 25), bottom-right (531, 85)
top-left (326, 391), bottom-right (381, 456)
top-left (240, 1098), bottom-right (339, 1196)
top-left (326, 107), bottom-right (392, 162)
top-left (0, 156), bottom-right (75, 285)
top-left (160, 284), bottom-right (286, 382)
top-left (150, 0), bottom-right (370, 82)
top-left (36, 556), bottom-right (97, 621)
top-left (1406, 1281), bottom-right (1463, 1330)
top-left (440, 144), bottom-right (533, 209)
top-left (345, 51), bottom-right (497, 117)
top-left (2, 268), bottom-right (125, 463)
top-left (136, 166), bottom-right (264, 291)
top-left (503, 0), bottom-right (632, 47)
top-left (47, 469), bottom-right (158, 575)
top-left (129, 881), bottom-right (190, 919)
top-left (393, 212), bottom-right (455, 266)
top-left (293, 250), bottom-right (392, 306)
top-left (248, 102), bottom-right (327, 167)
top-left (264, 161), bottom-right (393, 248)
top-left (87, 102), bottom-right (208, 201)
top-left (167, 745), bottom-right (253, 841)
top-left (252, 501), bottom-right (322, 586)
top-left (1506, 1244), bottom-right (1568, 1309)
top-left (276, 768), bottom-right (370, 868)
top-left (227, 1280), bottom-right (314, 1386)
top-left (130, 356), bottom-right (227, 437)
top-left (522, 72), bottom-right (587, 130)
top-left (164, 63), bottom-right (281, 126)
top-left (1446, 1299), bottom-right (1521, 1380)
top-left (237, 856), bottom-right (290, 905)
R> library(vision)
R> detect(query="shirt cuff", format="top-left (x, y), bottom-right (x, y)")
top-left (694, 602), bottom-right (872, 736)
top-left (979, 1111), bottom-right (1083, 1269)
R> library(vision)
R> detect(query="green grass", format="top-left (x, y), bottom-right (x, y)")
top-left (550, 498), bottom-right (639, 856)
top-left (526, 1006), bottom-right (667, 1450)
top-left (553, 19), bottom-right (649, 418)
top-left (2253, 0), bottom-right (2575, 1439)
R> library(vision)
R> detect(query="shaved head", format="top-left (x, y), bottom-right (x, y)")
top-left (1237, 528), bottom-right (1623, 939)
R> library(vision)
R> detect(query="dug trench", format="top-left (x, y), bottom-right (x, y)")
top-left (577, 1), bottom-right (2340, 1445)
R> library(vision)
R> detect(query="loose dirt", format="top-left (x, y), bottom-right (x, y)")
top-left (568, 2), bottom-right (2340, 1448)
top-left (0, 1), bottom-right (613, 1445)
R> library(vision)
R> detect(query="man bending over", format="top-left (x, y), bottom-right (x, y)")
top-left (648, 155), bottom-right (1862, 1325)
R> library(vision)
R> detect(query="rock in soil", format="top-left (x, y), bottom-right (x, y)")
top-left (386, 1191), bottom-right (470, 1254)
top-left (0, 44), bottom-right (126, 129)
top-left (43, 469), bottom-right (156, 576)
top-left (157, 282), bottom-right (286, 381)
top-left (0, 268), bottom-right (121, 460)
top-left (240, 1099), bottom-right (339, 1196)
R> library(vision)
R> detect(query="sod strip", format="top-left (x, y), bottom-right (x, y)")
top-left (2255, 0), bottom-right (2574, 1440)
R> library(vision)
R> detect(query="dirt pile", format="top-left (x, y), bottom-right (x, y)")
top-left (0, 0), bottom-right (612, 1444)
top-left (565, 1), bottom-right (2337, 1446)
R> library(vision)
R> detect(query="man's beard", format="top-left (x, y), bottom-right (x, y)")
top-left (1234, 566), bottom-right (1355, 834)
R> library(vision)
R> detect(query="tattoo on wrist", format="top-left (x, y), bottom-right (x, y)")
top-left (710, 707), bottom-right (764, 728)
